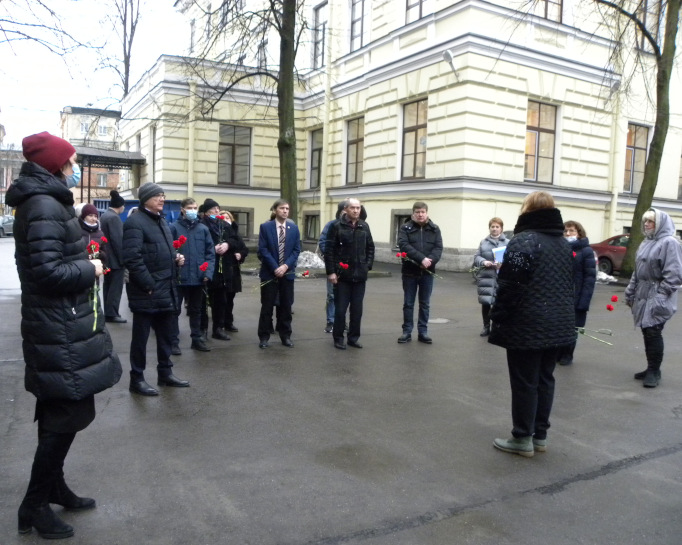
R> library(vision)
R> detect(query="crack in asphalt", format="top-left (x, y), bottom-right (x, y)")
top-left (298, 442), bottom-right (682, 545)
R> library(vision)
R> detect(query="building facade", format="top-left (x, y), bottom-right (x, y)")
top-left (119, 0), bottom-right (682, 268)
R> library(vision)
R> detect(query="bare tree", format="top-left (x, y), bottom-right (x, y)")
top-left (99, 0), bottom-right (143, 97)
top-left (593, 0), bottom-right (681, 278)
top-left (0, 0), bottom-right (84, 55)
top-left (180, 0), bottom-right (308, 221)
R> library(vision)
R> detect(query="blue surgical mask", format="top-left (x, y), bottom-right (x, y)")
top-left (66, 163), bottom-right (81, 188)
top-left (185, 210), bottom-right (198, 221)
top-left (565, 236), bottom-right (577, 242)
top-left (209, 214), bottom-right (216, 219)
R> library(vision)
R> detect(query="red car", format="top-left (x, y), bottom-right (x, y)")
top-left (590, 234), bottom-right (630, 275)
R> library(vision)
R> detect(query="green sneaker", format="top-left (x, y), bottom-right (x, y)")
top-left (533, 438), bottom-right (547, 452)
top-left (493, 436), bottom-right (534, 457)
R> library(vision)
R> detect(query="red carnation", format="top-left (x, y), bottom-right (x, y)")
top-left (573, 252), bottom-right (576, 258)
top-left (401, 252), bottom-right (407, 258)
top-left (611, 295), bottom-right (618, 302)
top-left (173, 240), bottom-right (182, 249)
top-left (303, 270), bottom-right (309, 277)
top-left (100, 236), bottom-right (108, 244)
top-left (606, 304), bottom-right (614, 311)
top-left (339, 262), bottom-right (349, 270)
top-left (199, 262), bottom-right (209, 272)
top-left (87, 241), bottom-right (100, 254)
top-left (396, 253), bottom-right (401, 258)
top-left (179, 235), bottom-right (187, 244)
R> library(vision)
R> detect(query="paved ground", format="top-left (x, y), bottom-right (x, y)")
top-left (1, 235), bottom-right (682, 545)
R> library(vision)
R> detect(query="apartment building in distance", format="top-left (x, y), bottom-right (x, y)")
top-left (118, 0), bottom-right (682, 268)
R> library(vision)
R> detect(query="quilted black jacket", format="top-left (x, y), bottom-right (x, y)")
top-left (488, 207), bottom-right (575, 350)
top-left (6, 162), bottom-right (122, 401)
top-left (324, 215), bottom-right (375, 282)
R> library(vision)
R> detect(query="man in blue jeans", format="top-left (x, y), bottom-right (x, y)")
top-left (397, 202), bottom-right (443, 344)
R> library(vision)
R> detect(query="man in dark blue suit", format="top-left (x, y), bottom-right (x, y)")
top-left (257, 199), bottom-right (301, 348)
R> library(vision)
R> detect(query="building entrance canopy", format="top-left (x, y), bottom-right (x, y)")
top-left (74, 146), bottom-right (146, 169)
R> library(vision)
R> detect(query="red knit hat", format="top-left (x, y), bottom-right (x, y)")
top-left (22, 132), bottom-right (76, 175)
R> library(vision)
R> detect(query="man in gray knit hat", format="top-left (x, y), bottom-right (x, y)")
top-left (123, 183), bottom-right (189, 396)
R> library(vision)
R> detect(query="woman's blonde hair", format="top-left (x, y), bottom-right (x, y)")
top-left (220, 210), bottom-right (235, 222)
top-left (520, 191), bottom-right (555, 215)
top-left (642, 209), bottom-right (656, 223)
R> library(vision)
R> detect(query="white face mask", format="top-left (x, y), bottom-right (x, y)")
top-left (84, 220), bottom-right (98, 228)
top-left (565, 236), bottom-right (577, 242)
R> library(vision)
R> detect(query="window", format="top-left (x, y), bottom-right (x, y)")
top-left (636, 0), bottom-right (661, 52)
top-left (529, 0), bottom-right (562, 23)
top-left (346, 118), bottom-right (364, 185)
top-left (313, 2), bottom-right (327, 69)
top-left (229, 209), bottom-right (251, 239)
top-left (257, 38), bottom-right (268, 70)
top-left (624, 124), bottom-right (648, 193)
top-left (406, 0), bottom-right (424, 24)
top-left (401, 100), bottom-right (427, 179)
top-left (392, 212), bottom-right (412, 248)
top-left (97, 173), bottom-right (108, 188)
top-left (310, 129), bottom-right (323, 189)
top-left (205, 3), bottom-right (212, 40)
top-left (218, 125), bottom-right (251, 186)
top-left (350, 0), bottom-right (365, 51)
top-left (80, 122), bottom-right (89, 135)
top-left (189, 19), bottom-right (196, 54)
top-left (524, 101), bottom-right (556, 184)
top-left (98, 125), bottom-right (107, 137)
top-left (304, 214), bottom-right (320, 241)
top-left (678, 154), bottom-right (682, 200)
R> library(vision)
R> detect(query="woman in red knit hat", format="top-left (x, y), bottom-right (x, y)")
top-left (6, 132), bottom-right (122, 539)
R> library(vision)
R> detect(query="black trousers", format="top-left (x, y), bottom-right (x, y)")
top-left (22, 427), bottom-right (76, 508)
top-left (129, 311), bottom-right (175, 380)
top-left (209, 284), bottom-right (228, 331)
top-left (224, 291), bottom-right (237, 327)
top-left (103, 268), bottom-right (125, 318)
top-left (333, 281), bottom-right (366, 343)
top-left (506, 348), bottom-right (559, 440)
top-left (557, 310), bottom-right (587, 362)
top-left (258, 279), bottom-right (293, 340)
top-left (173, 285), bottom-right (204, 344)
top-left (643, 323), bottom-right (665, 371)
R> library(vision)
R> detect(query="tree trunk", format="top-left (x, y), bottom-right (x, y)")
top-left (277, 0), bottom-right (298, 222)
top-left (620, 0), bottom-right (680, 278)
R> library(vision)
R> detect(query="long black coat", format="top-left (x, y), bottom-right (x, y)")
top-left (123, 206), bottom-right (179, 314)
top-left (100, 208), bottom-right (124, 269)
top-left (222, 222), bottom-right (249, 293)
top-left (6, 162), bottom-right (122, 401)
top-left (324, 215), bottom-right (375, 282)
top-left (569, 237), bottom-right (596, 312)
top-left (488, 207), bottom-right (575, 351)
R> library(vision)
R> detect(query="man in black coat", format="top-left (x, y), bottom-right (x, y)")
top-left (100, 190), bottom-right (127, 323)
top-left (397, 201), bottom-right (443, 344)
top-left (324, 198), bottom-right (375, 350)
top-left (123, 182), bottom-right (189, 396)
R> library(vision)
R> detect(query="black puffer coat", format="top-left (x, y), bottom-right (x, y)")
top-left (324, 215), bottom-right (375, 282)
top-left (568, 237), bottom-right (596, 311)
top-left (488, 207), bottom-right (574, 351)
top-left (398, 219), bottom-right (443, 276)
top-left (6, 162), bottom-right (122, 401)
top-left (123, 206), bottom-right (179, 313)
top-left (222, 222), bottom-right (249, 293)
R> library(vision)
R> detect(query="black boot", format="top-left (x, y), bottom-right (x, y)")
top-left (642, 325), bottom-right (664, 388)
top-left (18, 503), bottom-right (74, 539)
top-left (49, 477), bottom-right (96, 511)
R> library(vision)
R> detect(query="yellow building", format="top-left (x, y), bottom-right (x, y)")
top-left (119, 0), bottom-right (682, 269)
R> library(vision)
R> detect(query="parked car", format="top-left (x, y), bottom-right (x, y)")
top-left (0, 215), bottom-right (14, 238)
top-left (590, 234), bottom-right (630, 275)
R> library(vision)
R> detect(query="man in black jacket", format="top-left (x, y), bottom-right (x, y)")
top-left (123, 182), bottom-right (189, 396)
top-left (397, 201), bottom-right (443, 344)
top-left (324, 198), bottom-right (375, 350)
top-left (100, 190), bottom-right (126, 323)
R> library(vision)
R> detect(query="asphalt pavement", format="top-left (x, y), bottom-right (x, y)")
top-left (1, 235), bottom-right (681, 545)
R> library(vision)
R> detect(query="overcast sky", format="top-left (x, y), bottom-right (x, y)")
top-left (0, 0), bottom-right (187, 148)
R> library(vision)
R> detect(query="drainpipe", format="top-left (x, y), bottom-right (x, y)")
top-left (319, 0), bottom-right (334, 228)
top-left (188, 81), bottom-right (197, 196)
top-left (607, 79), bottom-right (623, 239)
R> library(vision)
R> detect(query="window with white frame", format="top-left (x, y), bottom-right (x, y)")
top-left (406, 0), bottom-right (425, 24)
top-left (346, 117), bottom-right (364, 185)
top-left (313, 2), bottom-right (327, 69)
top-left (98, 125), bottom-right (107, 136)
top-left (310, 129), bottom-right (323, 189)
top-left (80, 121), bottom-right (89, 135)
top-left (636, 0), bottom-right (661, 52)
top-left (528, 0), bottom-right (562, 23)
top-left (97, 173), bottom-right (108, 187)
top-left (623, 124), bottom-right (648, 193)
top-left (524, 101), bottom-right (556, 184)
top-left (350, 0), bottom-right (365, 52)
top-left (218, 125), bottom-right (251, 186)
top-left (401, 100), bottom-right (427, 180)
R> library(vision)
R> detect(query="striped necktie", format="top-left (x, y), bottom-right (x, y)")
top-left (278, 225), bottom-right (285, 265)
